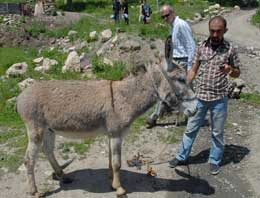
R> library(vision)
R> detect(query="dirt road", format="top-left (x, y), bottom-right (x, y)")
top-left (192, 9), bottom-right (260, 49)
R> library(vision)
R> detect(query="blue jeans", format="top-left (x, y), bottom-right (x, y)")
top-left (176, 96), bottom-right (228, 165)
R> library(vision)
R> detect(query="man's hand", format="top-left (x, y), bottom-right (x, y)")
top-left (220, 63), bottom-right (240, 78)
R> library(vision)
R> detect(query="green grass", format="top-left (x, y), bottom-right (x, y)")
top-left (251, 8), bottom-right (260, 27)
top-left (0, 47), bottom-right (37, 76)
top-left (0, 128), bottom-right (27, 173)
top-left (159, 125), bottom-right (185, 144)
top-left (46, 0), bottom-right (208, 40)
top-left (59, 138), bottom-right (94, 155)
top-left (240, 92), bottom-right (260, 105)
top-left (24, 21), bottom-right (47, 38)
top-left (91, 56), bottom-right (126, 80)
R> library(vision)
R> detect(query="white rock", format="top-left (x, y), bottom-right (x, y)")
top-left (234, 5), bottom-right (240, 11)
top-left (103, 58), bottom-right (113, 66)
top-left (18, 164), bottom-right (26, 172)
top-left (18, 78), bottom-right (35, 91)
top-left (6, 62), bottom-right (28, 77)
top-left (101, 29), bottom-right (112, 42)
top-left (112, 34), bottom-right (118, 44)
top-left (68, 30), bottom-right (78, 36)
top-left (33, 57), bottom-right (44, 64)
top-left (232, 123), bottom-right (238, 127)
top-left (89, 31), bottom-right (98, 40)
top-left (62, 51), bottom-right (81, 72)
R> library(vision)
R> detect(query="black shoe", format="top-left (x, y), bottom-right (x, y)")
top-left (210, 163), bottom-right (220, 175)
top-left (169, 158), bottom-right (179, 168)
top-left (169, 158), bottom-right (188, 168)
top-left (146, 117), bottom-right (157, 128)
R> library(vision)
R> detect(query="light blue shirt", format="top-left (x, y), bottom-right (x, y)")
top-left (170, 16), bottom-right (196, 70)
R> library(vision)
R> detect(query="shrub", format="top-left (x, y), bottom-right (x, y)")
top-left (24, 22), bottom-right (47, 38)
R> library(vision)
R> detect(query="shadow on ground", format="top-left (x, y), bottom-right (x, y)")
top-left (186, 144), bottom-right (250, 166)
top-left (43, 168), bottom-right (215, 197)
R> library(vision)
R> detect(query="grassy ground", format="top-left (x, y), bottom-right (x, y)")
top-left (251, 7), bottom-right (260, 27)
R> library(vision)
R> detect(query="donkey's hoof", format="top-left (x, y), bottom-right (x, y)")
top-left (116, 187), bottom-right (126, 196)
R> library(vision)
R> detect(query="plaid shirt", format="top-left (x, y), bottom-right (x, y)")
top-left (193, 38), bottom-right (241, 101)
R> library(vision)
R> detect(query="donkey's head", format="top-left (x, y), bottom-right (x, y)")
top-left (147, 62), bottom-right (197, 117)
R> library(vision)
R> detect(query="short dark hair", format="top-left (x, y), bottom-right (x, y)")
top-left (209, 16), bottom-right (227, 28)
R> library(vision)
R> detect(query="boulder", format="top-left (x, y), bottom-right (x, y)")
top-left (101, 29), bottom-right (112, 42)
top-left (6, 62), bottom-right (28, 77)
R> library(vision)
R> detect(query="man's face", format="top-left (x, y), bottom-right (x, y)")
top-left (161, 9), bottom-right (174, 24)
top-left (209, 20), bottom-right (227, 45)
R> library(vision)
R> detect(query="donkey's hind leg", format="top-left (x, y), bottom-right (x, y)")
top-left (24, 123), bottom-right (44, 196)
top-left (42, 129), bottom-right (64, 180)
top-left (42, 129), bottom-right (73, 183)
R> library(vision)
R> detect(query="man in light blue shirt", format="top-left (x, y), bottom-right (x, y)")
top-left (146, 4), bottom-right (196, 128)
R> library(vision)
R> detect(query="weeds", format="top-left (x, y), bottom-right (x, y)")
top-left (59, 138), bottom-right (94, 155)
top-left (251, 8), bottom-right (260, 27)
top-left (91, 56), bottom-right (126, 80)
top-left (240, 92), bottom-right (260, 105)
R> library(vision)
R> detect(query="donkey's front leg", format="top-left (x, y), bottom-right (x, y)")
top-left (110, 135), bottom-right (126, 195)
top-left (108, 137), bottom-right (113, 182)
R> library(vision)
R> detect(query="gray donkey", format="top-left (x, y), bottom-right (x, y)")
top-left (16, 50), bottom-right (196, 197)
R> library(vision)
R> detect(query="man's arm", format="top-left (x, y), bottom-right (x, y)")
top-left (187, 61), bottom-right (199, 85)
top-left (180, 23), bottom-right (196, 70)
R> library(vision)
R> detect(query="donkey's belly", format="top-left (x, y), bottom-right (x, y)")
top-left (55, 127), bottom-right (106, 139)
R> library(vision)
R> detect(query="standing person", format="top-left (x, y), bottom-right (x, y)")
top-left (139, 0), bottom-right (152, 24)
top-left (146, 4), bottom-right (196, 127)
top-left (121, 0), bottom-right (129, 25)
top-left (169, 16), bottom-right (241, 175)
top-left (112, 0), bottom-right (121, 22)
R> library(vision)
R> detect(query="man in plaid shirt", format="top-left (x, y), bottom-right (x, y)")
top-left (169, 16), bottom-right (241, 175)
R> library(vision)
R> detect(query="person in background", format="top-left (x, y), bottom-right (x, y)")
top-left (146, 4), bottom-right (196, 128)
top-left (169, 16), bottom-right (241, 175)
top-left (121, 0), bottom-right (129, 25)
top-left (139, 0), bottom-right (152, 24)
top-left (112, 0), bottom-right (121, 22)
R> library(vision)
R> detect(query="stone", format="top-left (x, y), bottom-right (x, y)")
top-left (68, 30), bottom-right (78, 36)
top-left (18, 78), bottom-right (35, 91)
top-left (103, 57), bottom-right (113, 66)
top-left (101, 29), bottom-right (112, 42)
top-left (234, 5), bottom-right (240, 11)
top-left (6, 62), bottom-right (28, 77)
top-left (89, 31), bottom-right (98, 40)
top-left (62, 51), bottom-right (81, 72)
top-left (33, 57), bottom-right (44, 64)
top-left (119, 40), bottom-right (141, 51)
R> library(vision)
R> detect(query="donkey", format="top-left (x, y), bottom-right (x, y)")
top-left (16, 60), bottom-right (196, 196)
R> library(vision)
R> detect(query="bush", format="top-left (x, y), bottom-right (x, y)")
top-left (24, 22), bottom-right (46, 38)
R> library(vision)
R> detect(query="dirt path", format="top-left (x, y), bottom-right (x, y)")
top-left (192, 9), bottom-right (260, 49)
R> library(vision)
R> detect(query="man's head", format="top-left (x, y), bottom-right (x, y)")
top-left (160, 5), bottom-right (175, 24)
top-left (208, 16), bottom-right (228, 45)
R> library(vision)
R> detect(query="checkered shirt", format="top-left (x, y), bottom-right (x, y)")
top-left (192, 38), bottom-right (241, 101)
